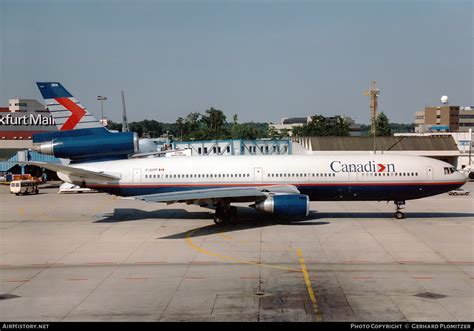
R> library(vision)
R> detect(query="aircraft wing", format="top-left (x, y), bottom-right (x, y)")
top-left (133, 185), bottom-right (300, 204)
top-left (17, 161), bottom-right (120, 182)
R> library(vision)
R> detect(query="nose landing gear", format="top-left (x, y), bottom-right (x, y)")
top-left (394, 200), bottom-right (406, 219)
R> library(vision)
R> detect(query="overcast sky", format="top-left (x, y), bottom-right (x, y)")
top-left (1, 0), bottom-right (472, 124)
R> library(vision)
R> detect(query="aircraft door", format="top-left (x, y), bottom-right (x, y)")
top-left (132, 168), bottom-right (141, 183)
top-left (426, 166), bottom-right (434, 180)
top-left (254, 167), bottom-right (263, 182)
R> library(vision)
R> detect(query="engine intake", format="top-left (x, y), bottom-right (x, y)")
top-left (254, 194), bottom-right (309, 217)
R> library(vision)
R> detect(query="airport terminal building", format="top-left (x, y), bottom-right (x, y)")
top-left (0, 99), bottom-right (56, 160)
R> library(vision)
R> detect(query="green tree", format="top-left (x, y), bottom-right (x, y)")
top-left (303, 115), bottom-right (329, 136)
top-left (185, 112), bottom-right (202, 132)
top-left (375, 112), bottom-right (392, 136)
top-left (106, 121), bottom-right (122, 132)
top-left (175, 117), bottom-right (186, 140)
top-left (267, 126), bottom-right (283, 139)
top-left (232, 114), bottom-right (238, 125)
top-left (201, 107), bottom-right (229, 139)
top-left (292, 125), bottom-right (304, 137)
top-left (231, 123), bottom-right (259, 140)
top-left (290, 115), bottom-right (350, 137)
top-left (327, 115), bottom-right (350, 136)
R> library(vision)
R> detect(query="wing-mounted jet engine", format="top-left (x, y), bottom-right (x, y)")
top-left (254, 194), bottom-right (310, 217)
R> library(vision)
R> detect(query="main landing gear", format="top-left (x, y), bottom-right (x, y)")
top-left (213, 202), bottom-right (238, 225)
top-left (394, 200), bottom-right (406, 219)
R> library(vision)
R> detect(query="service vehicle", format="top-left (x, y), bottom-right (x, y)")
top-left (448, 188), bottom-right (470, 196)
top-left (10, 180), bottom-right (39, 196)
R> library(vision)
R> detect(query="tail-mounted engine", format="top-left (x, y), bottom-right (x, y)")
top-left (32, 127), bottom-right (139, 162)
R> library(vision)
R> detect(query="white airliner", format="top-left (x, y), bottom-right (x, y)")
top-left (25, 153), bottom-right (467, 223)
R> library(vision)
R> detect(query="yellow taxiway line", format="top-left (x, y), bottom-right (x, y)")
top-left (297, 248), bottom-right (323, 321)
top-left (184, 227), bottom-right (323, 320)
top-left (185, 228), bottom-right (301, 273)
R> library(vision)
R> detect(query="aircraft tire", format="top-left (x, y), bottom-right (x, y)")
top-left (214, 216), bottom-right (224, 225)
top-left (395, 211), bottom-right (405, 219)
top-left (214, 213), bottom-right (231, 225)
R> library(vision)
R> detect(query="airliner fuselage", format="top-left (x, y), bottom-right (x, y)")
top-left (69, 154), bottom-right (465, 202)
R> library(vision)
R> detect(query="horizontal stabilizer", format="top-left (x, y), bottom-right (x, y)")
top-left (18, 161), bottom-right (120, 182)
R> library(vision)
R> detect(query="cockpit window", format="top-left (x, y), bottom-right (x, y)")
top-left (444, 167), bottom-right (456, 175)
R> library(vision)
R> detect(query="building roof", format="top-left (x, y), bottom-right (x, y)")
top-left (293, 136), bottom-right (459, 151)
top-left (0, 151), bottom-right (61, 172)
top-left (282, 117), bottom-right (308, 125)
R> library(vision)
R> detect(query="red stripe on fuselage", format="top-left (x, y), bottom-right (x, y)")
top-left (55, 98), bottom-right (86, 130)
top-left (87, 181), bottom-right (465, 189)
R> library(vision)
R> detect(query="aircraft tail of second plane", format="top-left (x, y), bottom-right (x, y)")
top-left (36, 82), bottom-right (104, 131)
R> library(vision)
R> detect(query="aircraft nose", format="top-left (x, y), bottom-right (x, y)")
top-left (457, 171), bottom-right (468, 184)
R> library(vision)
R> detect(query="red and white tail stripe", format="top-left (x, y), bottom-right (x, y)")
top-left (37, 82), bottom-right (103, 131)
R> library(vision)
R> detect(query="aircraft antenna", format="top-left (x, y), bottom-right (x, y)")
top-left (121, 91), bottom-right (129, 132)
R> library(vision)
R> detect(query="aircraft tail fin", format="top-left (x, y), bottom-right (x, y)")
top-left (36, 82), bottom-right (104, 131)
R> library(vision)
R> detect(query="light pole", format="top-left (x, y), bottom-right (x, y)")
top-left (97, 95), bottom-right (107, 126)
top-left (363, 81), bottom-right (381, 154)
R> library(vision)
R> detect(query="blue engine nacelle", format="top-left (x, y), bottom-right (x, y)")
top-left (254, 194), bottom-right (309, 217)
top-left (32, 128), bottom-right (139, 162)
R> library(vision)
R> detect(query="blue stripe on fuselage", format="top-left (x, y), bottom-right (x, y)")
top-left (87, 182), bottom-right (464, 201)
